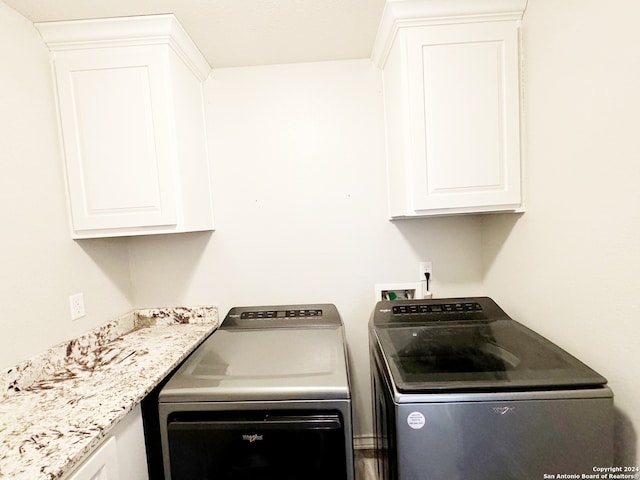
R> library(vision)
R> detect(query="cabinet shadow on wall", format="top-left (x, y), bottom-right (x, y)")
top-left (76, 231), bottom-right (214, 306)
top-left (391, 214), bottom-right (522, 286)
top-left (478, 212), bottom-right (523, 272)
top-left (74, 236), bottom-right (135, 302)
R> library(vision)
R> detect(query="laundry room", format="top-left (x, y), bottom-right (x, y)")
top-left (1, 0), bottom-right (638, 479)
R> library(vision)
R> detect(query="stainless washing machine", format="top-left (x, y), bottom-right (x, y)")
top-left (159, 304), bottom-right (354, 480)
top-left (370, 297), bottom-right (613, 480)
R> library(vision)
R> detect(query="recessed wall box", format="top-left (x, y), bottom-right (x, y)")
top-left (375, 282), bottom-right (432, 301)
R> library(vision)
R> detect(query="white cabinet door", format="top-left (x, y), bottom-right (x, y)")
top-left (54, 47), bottom-right (178, 232)
top-left (111, 404), bottom-right (149, 480)
top-left (66, 437), bottom-right (119, 480)
top-left (374, 1), bottom-right (526, 217)
top-left (64, 405), bottom-right (148, 480)
top-left (406, 21), bottom-right (521, 214)
top-left (37, 15), bottom-right (214, 238)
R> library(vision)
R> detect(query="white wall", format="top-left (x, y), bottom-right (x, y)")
top-left (0, 2), bottom-right (133, 369)
top-left (128, 59), bottom-right (486, 437)
top-left (8, 0), bottom-right (633, 459)
top-left (483, 0), bottom-right (640, 464)
top-left (0, 2), bottom-right (485, 440)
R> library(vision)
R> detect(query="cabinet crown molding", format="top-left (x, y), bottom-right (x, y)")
top-left (371, 0), bottom-right (527, 68)
top-left (35, 14), bottom-right (211, 81)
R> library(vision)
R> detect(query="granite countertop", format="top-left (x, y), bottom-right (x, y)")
top-left (0, 306), bottom-right (219, 480)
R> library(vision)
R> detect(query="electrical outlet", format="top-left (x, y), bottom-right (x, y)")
top-left (419, 261), bottom-right (433, 297)
top-left (419, 261), bottom-right (433, 280)
top-left (69, 293), bottom-right (86, 320)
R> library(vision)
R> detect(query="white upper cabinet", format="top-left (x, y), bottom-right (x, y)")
top-left (36, 15), bottom-right (214, 238)
top-left (372, 0), bottom-right (527, 217)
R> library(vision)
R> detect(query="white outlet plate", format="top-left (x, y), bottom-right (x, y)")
top-left (69, 292), bottom-right (86, 320)
top-left (419, 261), bottom-right (433, 297)
top-left (419, 261), bottom-right (433, 279)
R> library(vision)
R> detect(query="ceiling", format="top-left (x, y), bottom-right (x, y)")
top-left (4, 0), bottom-right (386, 68)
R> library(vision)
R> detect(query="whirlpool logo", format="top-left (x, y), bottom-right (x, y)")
top-left (242, 434), bottom-right (264, 442)
top-left (492, 406), bottom-right (515, 415)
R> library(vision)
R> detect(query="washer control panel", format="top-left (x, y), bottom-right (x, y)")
top-left (240, 309), bottom-right (323, 319)
top-left (372, 297), bottom-right (511, 325)
top-left (222, 304), bottom-right (341, 329)
top-left (392, 302), bottom-right (483, 315)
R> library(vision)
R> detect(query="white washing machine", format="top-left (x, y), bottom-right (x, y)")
top-left (159, 304), bottom-right (354, 480)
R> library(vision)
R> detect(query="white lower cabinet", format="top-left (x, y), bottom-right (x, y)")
top-left (64, 405), bottom-right (149, 480)
top-left (372, 0), bottom-right (527, 217)
top-left (66, 437), bottom-right (119, 480)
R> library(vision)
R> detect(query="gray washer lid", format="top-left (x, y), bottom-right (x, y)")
top-left (159, 326), bottom-right (351, 403)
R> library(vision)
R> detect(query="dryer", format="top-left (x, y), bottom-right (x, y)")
top-left (159, 304), bottom-right (354, 480)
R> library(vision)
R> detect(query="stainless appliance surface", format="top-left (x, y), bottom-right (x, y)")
top-left (370, 297), bottom-right (613, 480)
top-left (159, 304), bottom-right (354, 480)
top-left (159, 327), bottom-right (349, 402)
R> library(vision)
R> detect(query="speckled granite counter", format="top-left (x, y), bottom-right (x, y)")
top-left (0, 306), bottom-right (219, 480)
